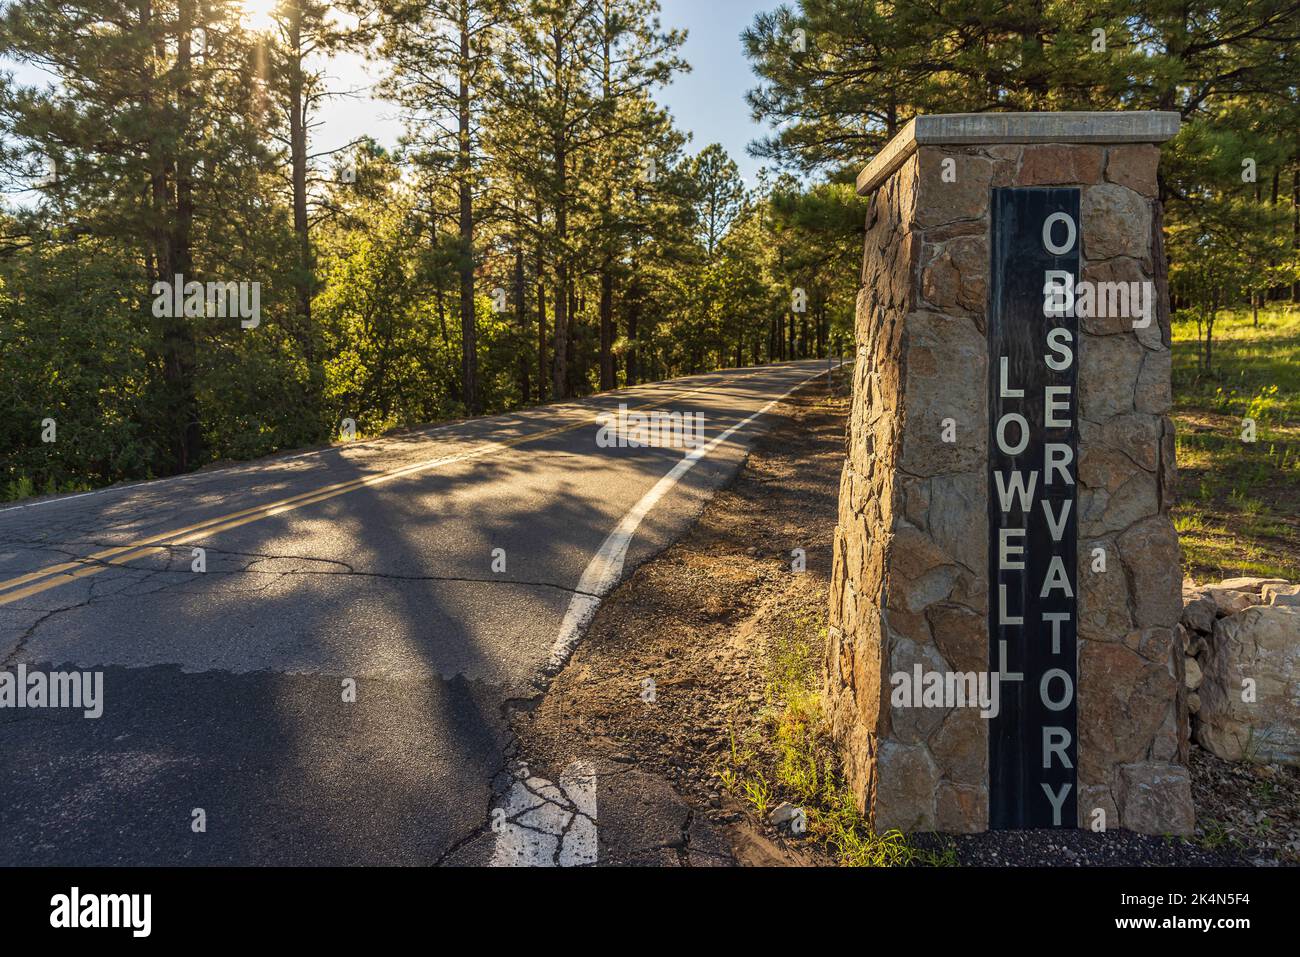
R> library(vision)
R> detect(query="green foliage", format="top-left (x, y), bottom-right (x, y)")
top-left (0, 234), bottom-right (160, 493)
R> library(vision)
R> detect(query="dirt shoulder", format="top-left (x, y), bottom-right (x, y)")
top-left (508, 371), bottom-right (849, 866)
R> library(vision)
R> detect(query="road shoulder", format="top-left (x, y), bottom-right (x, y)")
top-left (491, 372), bottom-right (850, 866)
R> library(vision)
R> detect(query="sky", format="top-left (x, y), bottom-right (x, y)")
top-left (655, 0), bottom-right (774, 184)
top-left (2, 0), bottom-right (776, 190)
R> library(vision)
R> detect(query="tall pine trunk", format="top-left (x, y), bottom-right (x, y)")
top-left (625, 270), bottom-right (640, 386)
top-left (156, 0), bottom-right (202, 473)
top-left (514, 242), bottom-right (529, 404)
top-left (287, 4), bottom-right (317, 381)
top-left (599, 259), bottom-right (614, 390)
top-left (551, 155), bottom-right (568, 396)
top-left (457, 9), bottom-right (479, 414)
top-left (549, 26), bottom-right (569, 399)
top-left (597, 20), bottom-right (615, 392)
top-left (536, 239), bottom-right (548, 402)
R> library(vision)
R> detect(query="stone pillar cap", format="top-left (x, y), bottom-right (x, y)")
top-left (856, 111), bottom-right (1181, 196)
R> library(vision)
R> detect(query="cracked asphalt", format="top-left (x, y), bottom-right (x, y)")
top-left (0, 361), bottom-right (828, 865)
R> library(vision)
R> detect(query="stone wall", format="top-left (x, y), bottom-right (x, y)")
top-left (826, 134), bottom-right (1194, 835)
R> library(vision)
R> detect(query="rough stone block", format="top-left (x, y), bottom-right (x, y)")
top-left (1119, 517), bottom-right (1183, 629)
top-left (1105, 144), bottom-right (1161, 198)
top-left (1082, 183), bottom-right (1152, 261)
top-left (935, 782), bottom-right (988, 833)
top-left (1017, 144), bottom-right (1104, 185)
top-left (1197, 606), bottom-right (1300, 765)
top-left (915, 148), bottom-right (993, 227)
top-left (1117, 762), bottom-right (1194, 835)
top-left (875, 741), bottom-right (939, 832)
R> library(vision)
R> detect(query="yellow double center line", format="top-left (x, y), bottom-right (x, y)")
top-left (0, 370), bottom-right (774, 607)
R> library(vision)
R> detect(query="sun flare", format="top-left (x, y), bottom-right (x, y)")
top-left (239, 0), bottom-right (278, 33)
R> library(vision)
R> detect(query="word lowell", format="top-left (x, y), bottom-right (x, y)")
top-left (50, 888), bottom-right (151, 938)
top-left (889, 665), bottom-right (1001, 718)
top-left (151, 273), bottom-right (261, 329)
top-left (595, 404), bottom-right (705, 449)
top-left (0, 664), bottom-right (102, 718)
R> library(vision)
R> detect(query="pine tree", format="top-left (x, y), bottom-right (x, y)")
top-left (258, 0), bottom-right (355, 403)
top-left (370, 0), bottom-right (506, 414)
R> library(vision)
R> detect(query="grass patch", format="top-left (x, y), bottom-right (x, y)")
top-left (1171, 304), bottom-right (1300, 583)
top-left (715, 605), bottom-right (956, 867)
top-left (1196, 817), bottom-right (1243, 854)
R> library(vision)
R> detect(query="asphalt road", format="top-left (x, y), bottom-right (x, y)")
top-left (0, 360), bottom-right (832, 865)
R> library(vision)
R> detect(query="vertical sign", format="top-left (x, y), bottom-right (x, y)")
top-left (987, 188), bottom-right (1080, 829)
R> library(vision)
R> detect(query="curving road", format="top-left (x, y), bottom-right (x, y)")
top-left (0, 360), bottom-right (833, 865)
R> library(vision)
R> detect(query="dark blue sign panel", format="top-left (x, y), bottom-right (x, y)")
top-left (987, 188), bottom-right (1080, 829)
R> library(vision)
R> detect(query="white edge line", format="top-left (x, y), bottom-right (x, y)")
top-left (545, 362), bottom-right (844, 673)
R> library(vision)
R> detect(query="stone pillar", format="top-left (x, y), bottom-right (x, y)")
top-left (825, 112), bottom-right (1194, 835)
